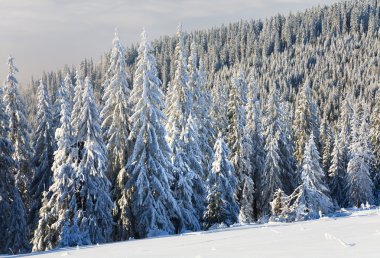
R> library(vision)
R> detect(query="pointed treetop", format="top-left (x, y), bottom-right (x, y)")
top-left (7, 55), bottom-right (19, 74)
top-left (75, 68), bottom-right (83, 82)
top-left (112, 28), bottom-right (122, 47)
top-left (141, 28), bottom-right (147, 44)
top-left (177, 23), bottom-right (183, 34)
top-left (64, 73), bottom-right (71, 82)
top-left (176, 23), bottom-right (184, 46)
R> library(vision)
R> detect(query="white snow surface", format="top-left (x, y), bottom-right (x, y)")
top-left (9, 207), bottom-right (380, 258)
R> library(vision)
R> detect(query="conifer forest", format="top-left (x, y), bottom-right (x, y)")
top-left (1, 0), bottom-right (380, 255)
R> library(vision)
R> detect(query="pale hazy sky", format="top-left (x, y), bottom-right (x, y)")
top-left (0, 0), bottom-right (337, 86)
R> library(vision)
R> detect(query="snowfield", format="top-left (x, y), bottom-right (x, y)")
top-left (9, 207), bottom-right (380, 258)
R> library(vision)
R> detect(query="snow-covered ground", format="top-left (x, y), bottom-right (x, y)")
top-left (9, 208), bottom-right (380, 258)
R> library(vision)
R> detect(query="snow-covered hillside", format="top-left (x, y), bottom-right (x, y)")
top-left (11, 208), bottom-right (380, 258)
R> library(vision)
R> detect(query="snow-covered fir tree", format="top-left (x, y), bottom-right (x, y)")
top-left (32, 191), bottom-right (55, 251)
top-left (52, 81), bottom-right (64, 132)
top-left (100, 30), bottom-right (131, 182)
top-left (245, 72), bottom-right (265, 219)
top-left (29, 79), bottom-right (55, 229)
top-left (196, 59), bottom-right (215, 167)
top-left (6, 188), bottom-right (30, 254)
top-left (328, 131), bottom-right (347, 207)
top-left (293, 78), bottom-right (320, 165)
top-left (32, 79), bottom-right (77, 251)
top-left (261, 129), bottom-right (283, 215)
top-left (300, 133), bottom-right (332, 196)
top-left (370, 89), bottom-right (380, 192)
top-left (236, 126), bottom-right (255, 223)
top-left (172, 117), bottom-right (202, 232)
top-left (0, 85), bottom-right (29, 254)
top-left (188, 45), bottom-right (214, 174)
top-left (283, 134), bottom-right (334, 221)
top-left (337, 97), bottom-right (354, 182)
top-left (320, 112), bottom-right (333, 174)
top-left (187, 40), bottom-right (199, 111)
top-left (119, 30), bottom-right (180, 239)
top-left (74, 77), bottom-right (114, 244)
top-left (227, 69), bottom-right (254, 222)
top-left (63, 73), bottom-right (74, 112)
top-left (173, 113), bottom-right (205, 232)
top-left (2, 56), bottom-right (34, 208)
top-left (165, 24), bottom-right (191, 153)
top-left (0, 85), bottom-right (14, 254)
top-left (227, 69), bottom-right (246, 163)
top-left (238, 170), bottom-right (255, 223)
top-left (203, 134), bottom-right (239, 229)
top-left (210, 74), bottom-right (229, 135)
top-left (263, 86), bottom-right (296, 195)
top-left (278, 100), bottom-right (297, 193)
top-left (347, 105), bottom-right (374, 207)
top-left (270, 188), bottom-right (288, 217)
top-left (71, 70), bottom-right (84, 140)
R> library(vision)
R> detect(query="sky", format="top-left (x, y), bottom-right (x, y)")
top-left (0, 0), bottom-right (337, 87)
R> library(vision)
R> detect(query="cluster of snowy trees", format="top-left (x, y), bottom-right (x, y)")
top-left (2, 0), bottom-right (380, 254)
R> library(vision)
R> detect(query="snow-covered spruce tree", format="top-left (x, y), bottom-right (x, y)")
top-left (263, 85), bottom-right (296, 195)
top-left (188, 44), bottom-right (214, 174)
top-left (337, 97), bottom-right (353, 179)
top-left (293, 78), bottom-right (320, 165)
top-left (300, 133), bottom-right (331, 197)
top-left (261, 129), bottom-right (283, 215)
top-left (370, 89), bottom-right (380, 192)
top-left (32, 80), bottom-right (77, 251)
top-left (74, 77), bottom-right (114, 244)
top-left (227, 69), bottom-right (246, 163)
top-left (245, 72), bottom-right (265, 220)
top-left (203, 134), bottom-right (239, 229)
top-left (187, 40), bottom-right (199, 110)
top-left (347, 105), bottom-right (374, 207)
top-left (278, 100), bottom-right (297, 193)
top-left (197, 59), bottom-right (215, 176)
top-left (0, 86), bottom-right (14, 254)
top-left (32, 191), bottom-right (55, 251)
top-left (6, 188), bottom-right (31, 254)
top-left (320, 112), bottom-right (333, 174)
top-left (0, 86), bottom-right (29, 254)
top-left (52, 81), bottom-right (63, 133)
top-left (100, 30), bottom-right (131, 183)
top-left (238, 169), bottom-right (255, 224)
top-left (328, 131), bottom-right (347, 207)
top-left (165, 24), bottom-right (191, 153)
top-left (120, 30), bottom-right (180, 239)
top-left (285, 134), bottom-right (334, 221)
top-left (237, 125), bottom-right (255, 223)
top-left (227, 69), bottom-right (254, 222)
top-left (210, 74), bottom-right (229, 136)
top-left (30, 79), bottom-right (55, 229)
top-left (270, 188), bottom-right (288, 217)
top-left (71, 70), bottom-right (84, 140)
top-left (63, 73), bottom-right (74, 112)
top-left (172, 114), bottom-right (203, 232)
top-left (2, 56), bottom-right (33, 208)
